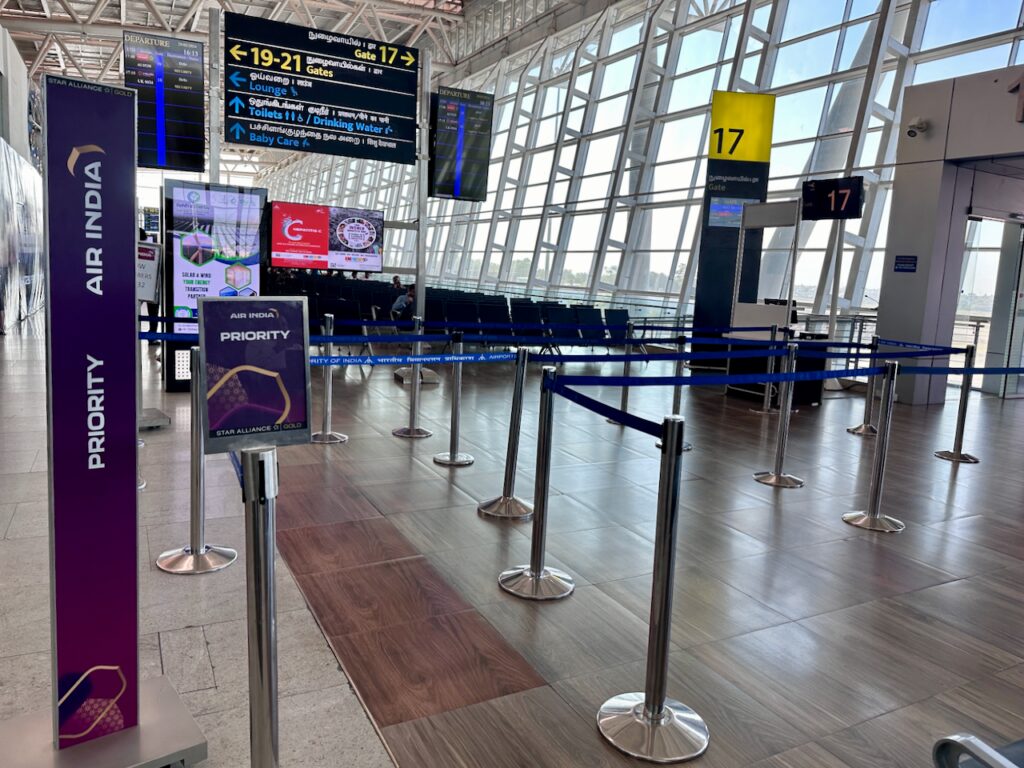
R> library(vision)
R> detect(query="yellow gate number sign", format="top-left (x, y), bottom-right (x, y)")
top-left (709, 91), bottom-right (776, 163)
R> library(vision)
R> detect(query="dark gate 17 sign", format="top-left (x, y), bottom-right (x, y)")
top-left (123, 32), bottom-right (205, 172)
top-left (223, 13), bottom-right (418, 164)
top-left (801, 176), bottom-right (865, 220)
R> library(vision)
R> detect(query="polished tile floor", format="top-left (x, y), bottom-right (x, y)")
top-left (3, 323), bottom-right (1024, 767)
top-left (0, 325), bottom-right (394, 768)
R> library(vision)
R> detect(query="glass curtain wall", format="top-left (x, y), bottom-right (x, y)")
top-left (257, 0), bottom-right (1024, 319)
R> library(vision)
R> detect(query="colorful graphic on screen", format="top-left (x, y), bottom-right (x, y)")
top-left (270, 201), bottom-right (384, 272)
top-left (164, 181), bottom-right (266, 333)
top-left (708, 196), bottom-right (755, 228)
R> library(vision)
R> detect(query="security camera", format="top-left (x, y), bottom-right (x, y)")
top-left (905, 117), bottom-right (929, 138)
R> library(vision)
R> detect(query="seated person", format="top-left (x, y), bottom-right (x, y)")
top-left (391, 275), bottom-right (403, 292)
top-left (391, 285), bottom-right (415, 320)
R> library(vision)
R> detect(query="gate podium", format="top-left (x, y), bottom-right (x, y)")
top-left (0, 75), bottom-right (205, 768)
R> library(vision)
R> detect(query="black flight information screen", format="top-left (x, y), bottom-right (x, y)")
top-left (429, 87), bottom-right (493, 202)
top-left (123, 32), bottom-right (205, 172)
top-left (223, 13), bottom-right (418, 164)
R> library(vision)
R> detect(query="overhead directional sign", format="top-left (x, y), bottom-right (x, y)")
top-left (223, 13), bottom-right (418, 164)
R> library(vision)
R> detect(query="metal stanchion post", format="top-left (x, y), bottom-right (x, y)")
top-left (241, 447), bottom-right (280, 768)
top-left (156, 347), bottom-right (237, 574)
top-left (848, 334), bottom-right (880, 436)
top-left (598, 416), bottom-right (710, 762)
top-left (751, 324), bottom-right (779, 415)
top-left (935, 344), bottom-right (980, 463)
top-left (434, 331), bottom-right (474, 466)
top-left (312, 313), bottom-right (348, 445)
top-left (498, 367), bottom-right (574, 600)
top-left (754, 343), bottom-right (804, 488)
top-left (608, 320), bottom-right (634, 424)
top-left (659, 335), bottom-right (694, 453)
top-left (843, 361), bottom-right (905, 532)
top-left (393, 315), bottom-right (432, 438)
top-left (478, 348), bottom-right (533, 519)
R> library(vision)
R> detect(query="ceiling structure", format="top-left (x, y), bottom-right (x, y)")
top-left (0, 0), bottom-right (465, 173)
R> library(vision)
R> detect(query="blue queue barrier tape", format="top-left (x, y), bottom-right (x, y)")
top-left (554, 365), bottom-right (887, 389)
top-left (902, 365), bottom-right (1024, 376)
top-left (546, 379), bottom-right (662, 439)
top-left (800, 348), bottom-right (962, 361)
top-left (140, 331), bottom-right (199, 342)
top-left (310, 333), bottom-right (451, 344)
top-left (539, 348), bottom-right (786, 365)
top-left (310, 351), bottom-right (518, 367)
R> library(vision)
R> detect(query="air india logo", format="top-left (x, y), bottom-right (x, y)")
top-left (66, 144), bottom-right (105, 175)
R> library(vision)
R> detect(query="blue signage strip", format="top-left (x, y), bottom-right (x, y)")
top-left (894, 255), bottom-right (918, 273)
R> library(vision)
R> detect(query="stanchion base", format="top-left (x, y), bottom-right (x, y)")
top-left (498, 565), bottom-right (574, 600)
top-left (753, 471), bottom-right (804, 488)
top-left (477, 495), bottom-right (534, 520)
top-left (394, 367), bottom-right (441, 385)
top-left (750, 407), bottom-right (779, 415)
top-left (433, 452), bottom-right (475, 466)
top-left (597, 692), bottom-right (710, 764)
top-left (312, 431), bottom-right (349, 444)
top-left (842, 511), bottom-right (906, 533)
top-left (934, 450), bottom-right (980, 464)
top-left (847, 423), bottom-right (878, 436)
top-left (138, 478), bottom-right (147, 491)
top-left (156, 545), bottom-right (238, 574)
top-left (392, 426), bottom-right (433, 439)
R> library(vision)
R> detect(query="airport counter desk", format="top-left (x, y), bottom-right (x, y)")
top-left (723, 333), bottom-right (828, 408)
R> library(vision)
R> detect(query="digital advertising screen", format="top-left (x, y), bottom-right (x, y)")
top-left (123, 32), bottom-right (205, 172)
top-left (163, 181), bottom-right (267, 335)
top-left (269, 201), bottom-right (384, 272)
top-left (429, 87), bottom-right (493, 202)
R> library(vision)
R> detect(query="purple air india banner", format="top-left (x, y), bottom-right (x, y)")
top-left (44, 75), bottom-right (138, 749)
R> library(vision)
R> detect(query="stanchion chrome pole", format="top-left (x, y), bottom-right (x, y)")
top-left (754, 343), bottom-right (804, 488)
top-left (608, 320), bottom-right (634, 425)
top-left (434, 331), bottom-right (474, 466)
top-left (751, 324), bottom-right (779, 415)
top-left (478, 348), bottom-right (533, 519)
top-left (843, 361), bottom-right (905, 532)
top-left (848, 334), bottom-right (879, 436)
top-left (241, 447), bottom-right (280, 768)
top-left (660, 335), bottom-right (694, 454)
top-left (393, 315), bottom-right (432, 438)
top-left (156, 347), bottom-right (237, 574)
top-left (499, 367), bottom-right (574, 600)
top-left (311, 313), bottom-right (347, 444)
top-left (598, 416), bottom-right (710, 762)
top-left (935, 344), bottom-right (979, 463)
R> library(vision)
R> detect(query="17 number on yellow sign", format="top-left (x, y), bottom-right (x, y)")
top-left (709, 91), bottom-right (776, 164)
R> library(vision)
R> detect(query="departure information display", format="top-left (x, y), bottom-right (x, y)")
top-left (223, 13), bottom-right (418, 164)
top-left (802, 176), bottom-right (865, 220)
top-left (429, 87), bottom-right (493, 201)
top-left (270, 201), bottom-right (384, 272)
top-left (123, 32), bottom-right (205, 172)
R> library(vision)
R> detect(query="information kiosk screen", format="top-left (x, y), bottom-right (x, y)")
top-left (269, 201), bottom-right (384, 273)
top-left (163, 181), bottom-right (267, 335)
